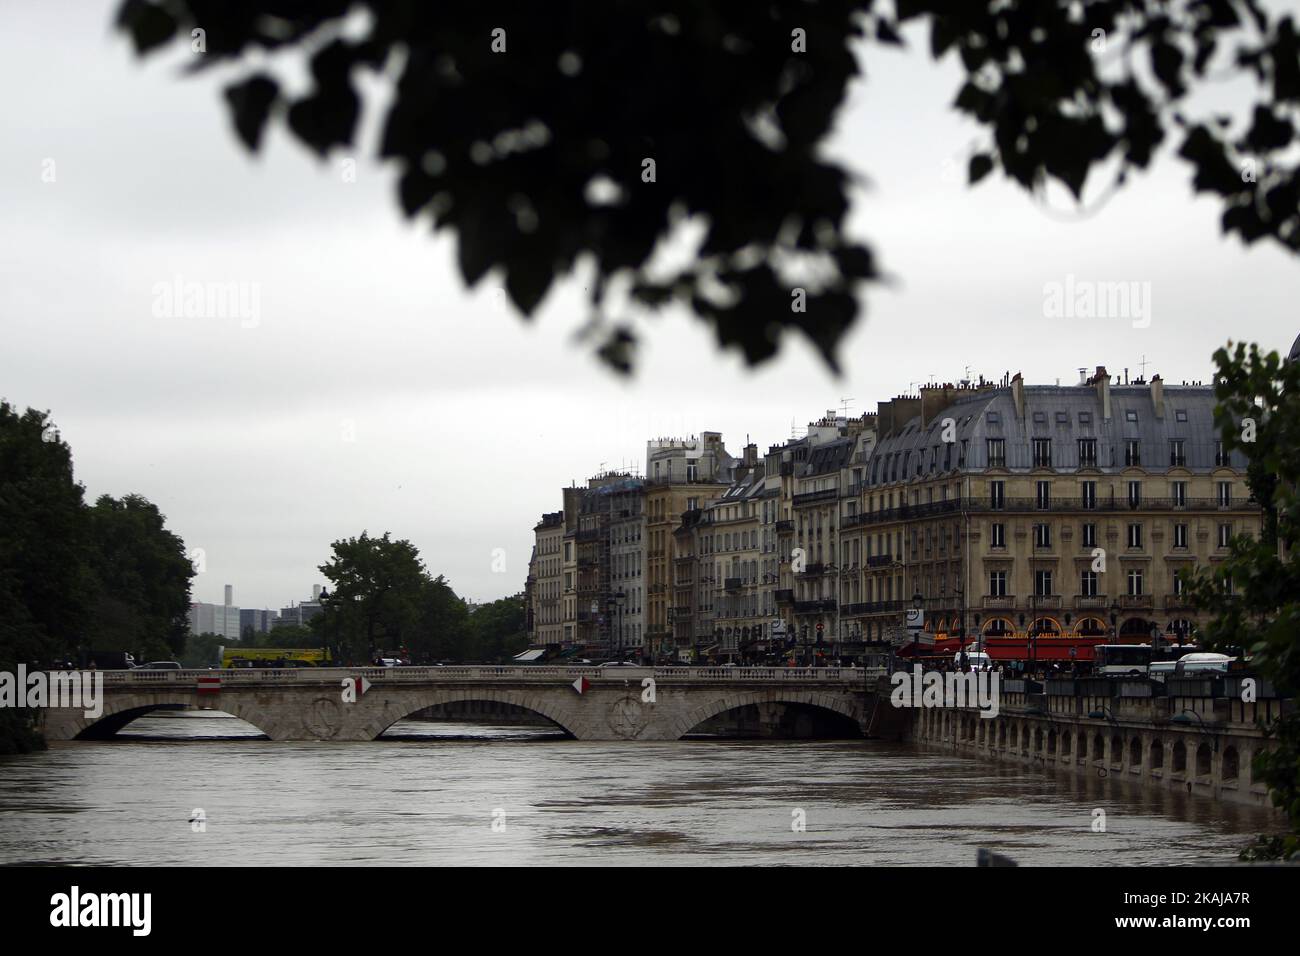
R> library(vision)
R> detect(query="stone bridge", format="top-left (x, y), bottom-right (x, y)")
top-left (38, 666), bottom-right (879, 742)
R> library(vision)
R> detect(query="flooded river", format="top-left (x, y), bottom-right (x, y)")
top-left (0, 712), bottom-right (1275, 865)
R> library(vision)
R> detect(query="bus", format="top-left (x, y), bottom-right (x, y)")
top-left (218, 647), bottom-right (333, 669)
top-left (1094, 643), bottom-right (1191, 677)
top-left (1093, 644), bottom-right (1153, 677)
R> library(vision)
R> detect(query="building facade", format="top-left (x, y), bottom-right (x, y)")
top-left (523, 371), bottom-right (1257, 663)
top-left (855, 369), bottom-right (1257, 654)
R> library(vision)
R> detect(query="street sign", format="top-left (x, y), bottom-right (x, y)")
top-left (771, 619), bottom-right (786, 636)
top-left (905, 608), bottom-right (925, 631)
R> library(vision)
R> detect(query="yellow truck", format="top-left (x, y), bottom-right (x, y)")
top-left (218, 647), bottom-right (333, 669)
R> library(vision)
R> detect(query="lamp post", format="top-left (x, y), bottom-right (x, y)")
top-left (911, 591), bottom-right (923, 659)
top-left (1109, 600), bottom-right (1120, 644)
top-left (1171, 709), bottom-right (1220, 752)
top-left (606, 591), bottom-right (626, 661)
top-left (1027, 594), bottom-right (1037, 677)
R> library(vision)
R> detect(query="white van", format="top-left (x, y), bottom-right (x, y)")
top-left (955, 650), bottom-right (994, 671)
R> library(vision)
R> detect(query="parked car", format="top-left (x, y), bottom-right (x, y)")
top-left (139, 661), bottom-right (183, 670)
top-left (597, 661), bottom-right (639, 667)
top-left (378, 658), bottom-right (402, 667)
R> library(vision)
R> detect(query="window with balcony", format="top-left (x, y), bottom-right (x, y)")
top-left (1215, 440), bottom-right (1229, 467)
top-left (1078, 438), bottom-right (1097, 467)
top-left (987, 438), bottom-right (1005, 468)
top-left (1032, 438), bottom-right (1052, 467)
top-left (1036, 481), bottom-right (1051, 510)
top-left (1034, 570), bottom-right (1053, 597)
top-left (1081, 480), bottom-right (1097, 510)
top-left (1127, 569), bottom-right (1144, 596)
top-left (1080, 570), bottom-right (1099, 596)
top-left (1169, 440), bottom-right (1185, 467)
top-left (990, 481), bottom-right (1005, 510)
top-left (1125, 440), bottom-right (1141, 466)
top-left (1217, 481), bottom-right (1232, 506)
top-left (1127, 480), bottom-right (1142, 508)
top-left (1171, 481), bottom-right (1187, 507)
top-left (989, 571), bottom-right (1007, 596)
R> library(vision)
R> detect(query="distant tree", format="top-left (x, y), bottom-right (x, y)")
top-left (0, 403), bottom-right (195, 748)
top-left (180, 631), bottom-right (227, 669)
top-left (412, 575), bottom-right (471, 662)
top-left (84, 494), bottom-right (195, 661)
top-left (118, 1), bottom-right (1300, 372)
top-left (1186, 341), bottom-right (1300, 860)
top-left (263, 622), bottom-right (317, 647)
top-left (0, 402), bottom-right (91, 665)
top-left (316, 532), bottom-right (428, 662)
top-left (467, 595), bottom-right (529, 662)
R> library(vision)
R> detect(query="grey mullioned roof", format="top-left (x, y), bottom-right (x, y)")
top-left (866, 383), bottom-right (1242, 484)
top-left (806, 436), bottom-right (856, 475)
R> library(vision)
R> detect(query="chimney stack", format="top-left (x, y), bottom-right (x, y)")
top-left (1150, 374), bottom-right (1164, 419)
top-left (1095, 366), bottom-right (1112, 421)
top-left (1010, 372), bottom-right (1025, 420)
top-left (1078, 367), bottom-right (1087, 385)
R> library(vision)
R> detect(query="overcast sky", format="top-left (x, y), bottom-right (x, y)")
top-left (3, 1), bottom-right (1296, 610)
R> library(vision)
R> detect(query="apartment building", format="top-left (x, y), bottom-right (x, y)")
top-left (528, 511), bottom-right (565, 646)
top-left (858, 369), bottom-right (1257, 654)
top-left (607, 480), bottom-right (646, 657)
top-left (645, 433), bottom-right (735, 660)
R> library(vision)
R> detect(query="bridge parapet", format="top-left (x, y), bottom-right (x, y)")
top-left (94, 666), bottom-right (871, 688)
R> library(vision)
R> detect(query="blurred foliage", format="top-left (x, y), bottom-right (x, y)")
top-left (118, 1), bottom-right (1300, 372)
top-left (1186, 342), bottom-right (1300, 860)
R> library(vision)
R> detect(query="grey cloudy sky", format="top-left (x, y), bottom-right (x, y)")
top-left (3, 1), bottom-right (1297, 610)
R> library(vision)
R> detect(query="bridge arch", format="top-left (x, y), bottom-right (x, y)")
top-left (358, 688), bottom-right (580, 740)
top-left (670, 688), bottom-right (864, 741)
top-left (66, 694), bottom-right (282, 740)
